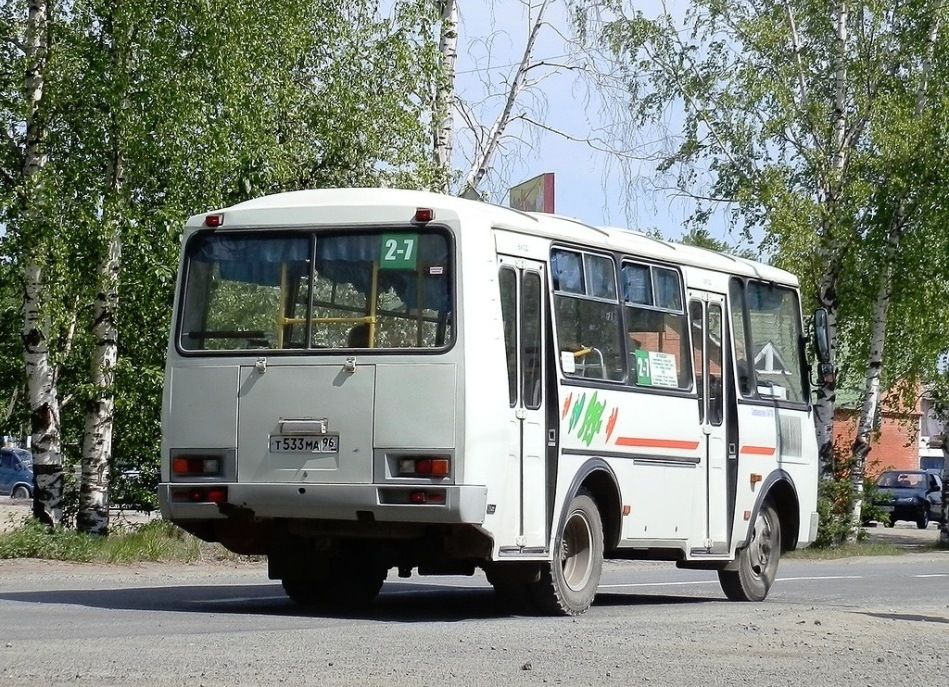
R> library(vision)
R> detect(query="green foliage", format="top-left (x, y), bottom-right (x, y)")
top-left (0, 520), bottom-right (99, 561)
top-left (590, 0), bottom-right (949, 390)
top-left (0, 0), bottom-right (444, 524)
top-left (812, 447), bottom-right (888, 548)
top-left (0, 518), bottom-right (253, 563)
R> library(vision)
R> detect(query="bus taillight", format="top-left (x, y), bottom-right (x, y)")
top-left (398, 456), bottom-right (450, 477)
top-left (170, 486), bottom-right (228, 503)
top-left (409, 490), bottom-right (445, 504)
top-left (172, 455), bottom-right (222, 477)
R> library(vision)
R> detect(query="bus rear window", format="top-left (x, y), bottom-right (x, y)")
top-left (178, 230), bottom-right (453, 352)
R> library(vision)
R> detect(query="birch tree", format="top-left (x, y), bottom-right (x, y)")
top-left (457, 0), bottom-right (553, 197)
top-left (433, 0), bottom-right (458, 191)
top-left (0, 0), bottom-right (67, 527)
top-left (845, 7), bottom-right (947, 535)
top-left (588, 1), bottom-right (949, 506)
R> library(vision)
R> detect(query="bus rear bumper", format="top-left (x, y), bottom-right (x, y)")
top-left (158, 483), bottom-right (489, 525)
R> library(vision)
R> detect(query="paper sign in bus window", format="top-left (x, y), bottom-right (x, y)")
top-left (635, 350), bottom-right (678, 388)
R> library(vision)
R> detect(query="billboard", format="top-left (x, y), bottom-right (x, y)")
top-left (509, 173), bottom-right (555, 213)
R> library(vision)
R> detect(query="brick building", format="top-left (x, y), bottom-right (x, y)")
top-left (833, 387), bottom-right (923, 477)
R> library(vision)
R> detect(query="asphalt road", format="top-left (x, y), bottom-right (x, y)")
top-left (1, 545), bottom-right (947, 687)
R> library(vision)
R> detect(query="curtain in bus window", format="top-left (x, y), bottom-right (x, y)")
top-left (621, 264), bottom-right (651, 304)
top-left (584, 254), bottom-right (617, 299)
top-left (195, 236), bottom-right (310, 286)
top-left (551, 250), bottom-right (584, 293)
top-left (316, 234), bottom-right (450, 314)
top-left (655, 268), bottom-right (682, 309)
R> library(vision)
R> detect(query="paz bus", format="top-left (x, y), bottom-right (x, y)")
top-left (159, 188), bottom-right (831, 615)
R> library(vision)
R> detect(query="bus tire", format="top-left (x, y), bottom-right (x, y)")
top-left (530, 490), bottom-right (603, 616)
top-left (281, 560), bottom-right (386, 609)
top-left (718, 499), bottom-right (781, 602)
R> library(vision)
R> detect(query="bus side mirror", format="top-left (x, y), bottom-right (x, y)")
top-left (813, 309), bottom-right (835, 388)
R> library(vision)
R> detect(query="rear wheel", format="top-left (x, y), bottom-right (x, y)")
top-left (529, 491), bottom-right (603, 616)
top-left (281, 557), bottom-right (387, 609)
top-left (11, 485), bottom-right (30, 500)
top-left (719, 500), bottom-right (781, 602)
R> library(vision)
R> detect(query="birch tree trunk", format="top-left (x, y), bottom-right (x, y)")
top-left (459, 0), bottom-right (551, 197)
top-left (812, 1), bottom-right (850, 479)
top-left (77, 6), bottom-right (131, 536)
top-left (78, 220), bottom-right (121, 535)
top-left (813, 255), bottom-right (841, 478)
top-left (433, 0), bottom-right (457, 191)
top-left (846, 7), bottom-right (940, 540)
top-left (846, 231), bottom-right (896, 538)
top-left (21, 0), bottom-right (64, 528)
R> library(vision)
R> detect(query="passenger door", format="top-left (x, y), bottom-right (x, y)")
top-left (499, 257), bottom-right (548, 550)
top-left (689, 293), bottom-right (730, 552)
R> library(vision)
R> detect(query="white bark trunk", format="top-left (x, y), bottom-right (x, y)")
top-left (433, 0), bottom-right (457, 191)
top-left (460, 0), bottom-right (552, 197)
top-left (847, 7), bottom-right (940, 540)
top-left (847, 256), bottom-right (892, 538)
top-left (813, 3), bottom-right (851, 479)
top-left (24, 265), bottom-right (64, 527)
top-left (813, 261), bottom-right (839, 478)
top-left (22, 0), bottom-right (63, 528)
top-left (78, 224), bottom-right (121, 536)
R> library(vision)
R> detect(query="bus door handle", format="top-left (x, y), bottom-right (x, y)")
top-left (515, 408), bottom-right (526, 420)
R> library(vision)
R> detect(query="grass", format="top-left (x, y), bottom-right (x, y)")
top-left (786, 541), bottom-right (906, 560)
top-left (0, 518), bottom-right (259, 565)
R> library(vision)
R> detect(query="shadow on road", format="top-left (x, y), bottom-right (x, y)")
top-left (0, 580), bottom-right (718, 622)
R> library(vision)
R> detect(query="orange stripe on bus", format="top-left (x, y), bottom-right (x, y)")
top-left (615, 437), bottom-right (700, 451)
top-left (740, 445), bottom-right (776, 456)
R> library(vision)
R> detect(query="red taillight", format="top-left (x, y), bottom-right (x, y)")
top-left (171, 486), bottom-right (228, 503)
top-left (398, 456), bottom-right (450, 477)
top-left (409, 490), bottom-right (445, 504)
top-left (172, 456), bottom-right (221, 476)
top-left (204, 213), bottom-right (224, 227)
top-left (206, 487), bottom-right (228, 504)
top-left (413, 207), bottom-right (434, 223)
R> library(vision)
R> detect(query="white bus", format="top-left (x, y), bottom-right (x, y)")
top-left (159, 188), bottom-right (831, 615)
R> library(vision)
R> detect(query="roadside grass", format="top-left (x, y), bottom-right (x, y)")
top-left (788, 539), bottom-right (943, 560)
top-left (0, 518), bottom-right (258, 564)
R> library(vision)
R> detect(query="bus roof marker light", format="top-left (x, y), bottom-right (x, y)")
top-left (413, 208), bottom-right (434, 223)
top-left (204, 213), bottom-right (224, 227)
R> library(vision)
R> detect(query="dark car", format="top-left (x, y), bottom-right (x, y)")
top-left (873, 470), bottom-right (944, 529)
top-left (0, 448), bottom-right (34, 500)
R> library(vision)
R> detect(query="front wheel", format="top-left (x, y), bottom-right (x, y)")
top-left (719, 500), bottom-right (781, 602)
top-left (917, 508), bottom-right (930, 530)
top-left (529, 491), bottom-right (603, 616)
top-left (11, 485), bottom-right (30, 500)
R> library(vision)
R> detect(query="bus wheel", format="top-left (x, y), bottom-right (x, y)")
top-left (281, 560), bottom-right (387, 608)
top-left (530, 490), bottom-right (603, 616)
top-left (718, 499), bottom-right (781, 602)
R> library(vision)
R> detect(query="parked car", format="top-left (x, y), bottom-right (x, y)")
top-left (873, 470), bottom-right (944, 529)
top-left (0, 448), bottom-right (34, 500)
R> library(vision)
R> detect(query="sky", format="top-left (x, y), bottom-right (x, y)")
top-left (450, 1), bottom-right (723, 243)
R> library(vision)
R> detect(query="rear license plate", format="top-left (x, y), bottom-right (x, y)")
top-left (269, 434), bottom-right (339, 454)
